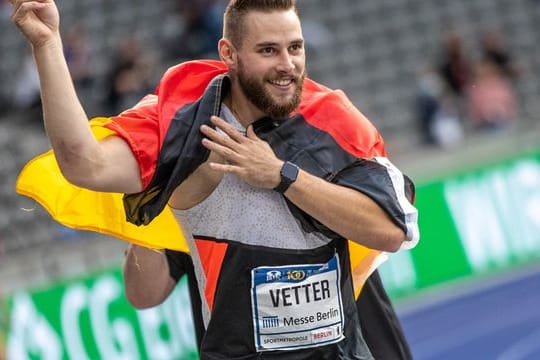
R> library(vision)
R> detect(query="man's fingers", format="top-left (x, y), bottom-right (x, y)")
top-left (11, 0), bottom-right (46, 7)
top-left (12, 0), bottom-right (46, 18)
top-left (210, 116), bottom-right (246, 142)
top-left (11, 0), bottom-right (52, 17)
top-left (12, 0), bottom-right (50, 4)
top-left (201, 138), bottom-right (242, 163)
top-left (200, 123), bottom-right (242, 152)
top-left (208, 162), bottom-right (241, 175)
top-left (200, 124), bottom-right (231, 145)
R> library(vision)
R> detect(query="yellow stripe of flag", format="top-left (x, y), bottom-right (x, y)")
top-left (15, 117), bottom-right (188, 252)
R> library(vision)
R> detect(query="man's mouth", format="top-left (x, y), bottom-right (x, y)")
top-left (269, 78), bottom-right (294, 87)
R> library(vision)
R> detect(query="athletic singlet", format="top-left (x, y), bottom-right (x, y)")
top-left (168, 105), bottom-right (374, 360)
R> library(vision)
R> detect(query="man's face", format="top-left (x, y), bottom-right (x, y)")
top-left (233, 9), bottom-right (306, 118)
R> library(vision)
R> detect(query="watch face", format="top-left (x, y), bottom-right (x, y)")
top-left (274, 162), bottom-right (299, 193)
top-left (282, 162), bottom-right (299, 181)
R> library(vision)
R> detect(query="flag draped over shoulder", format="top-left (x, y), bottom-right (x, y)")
top-left (15, 117), bottom-right (189, 252)
top-left (16, 60), bottom-right (390, 296)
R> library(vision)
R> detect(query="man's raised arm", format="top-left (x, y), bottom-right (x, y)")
top-left (11, 0), bottom-right (141, 193)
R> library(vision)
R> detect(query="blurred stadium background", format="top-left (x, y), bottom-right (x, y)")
top-left (1, 0), bottom-right (540, 359)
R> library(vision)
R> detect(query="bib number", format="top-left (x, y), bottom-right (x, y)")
top-left (251, 254), bottom-right (345, 351)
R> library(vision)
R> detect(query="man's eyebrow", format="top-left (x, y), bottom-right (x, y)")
top-left (255, 42), bottom-right (279, 48)
top-left (255, 39), bottom-right (304, 48)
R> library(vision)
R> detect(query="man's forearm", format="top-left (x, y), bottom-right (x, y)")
top-left (123, 245), bottom-right (176, 309)
top-left (32, 35), bottom-right (102, 183)
top-left (285, 170), bottom-right (405, 252)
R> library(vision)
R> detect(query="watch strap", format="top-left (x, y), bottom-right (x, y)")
top-left (274, 161), bottom-right (299, 194)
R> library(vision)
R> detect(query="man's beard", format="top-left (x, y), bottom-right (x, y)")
top-left (237, 61), bottom-right (305, 118)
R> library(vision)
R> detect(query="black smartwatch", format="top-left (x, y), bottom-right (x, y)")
top-left (274, 161), bottom-right (299, 194)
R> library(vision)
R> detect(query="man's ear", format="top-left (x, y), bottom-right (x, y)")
top-left (218, 38), bottom-right (237, 69)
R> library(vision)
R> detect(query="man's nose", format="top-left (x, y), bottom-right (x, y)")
top-left (276, 51), bottom-right (295, 73)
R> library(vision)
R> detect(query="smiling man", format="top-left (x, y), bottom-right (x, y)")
top-left (228, 8), bottom-right (305, 119)
top-left (11, 0), bottom-right (419, 359)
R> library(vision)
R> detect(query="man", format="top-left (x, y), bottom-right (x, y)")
top-left (12, 0), bottom-right (418, 359)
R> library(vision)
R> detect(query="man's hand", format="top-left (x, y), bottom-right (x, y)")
top-left (11, 0), bottom-right (60, 48)
top-left (200, 116), bottom-right (283, 190)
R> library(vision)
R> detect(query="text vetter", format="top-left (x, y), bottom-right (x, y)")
top-left (269, 280), bottom-right (331, 307)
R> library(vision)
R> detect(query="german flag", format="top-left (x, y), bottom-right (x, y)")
top-left (16, 60), bottom-right (413, 297)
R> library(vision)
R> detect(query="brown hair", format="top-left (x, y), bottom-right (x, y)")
top-left (223, 0), bottom-right (298, 48)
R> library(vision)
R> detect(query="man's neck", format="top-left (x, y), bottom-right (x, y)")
top-left (224, 85), bottom-right (265, 128)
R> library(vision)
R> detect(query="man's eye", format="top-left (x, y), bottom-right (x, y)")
top-left (261, 47), bottom-right (275, 54)
top-left (289, 44), bottom-right (303, 52)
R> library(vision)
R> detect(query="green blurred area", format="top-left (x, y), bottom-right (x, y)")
top-left (381, 139), bottom-right (540, 300)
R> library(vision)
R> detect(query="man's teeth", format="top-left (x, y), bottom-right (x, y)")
top-left (270, 79), bottom-right (292, 86)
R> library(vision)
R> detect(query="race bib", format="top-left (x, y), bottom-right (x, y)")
top-left (251, 254), bottom-right (345, 351)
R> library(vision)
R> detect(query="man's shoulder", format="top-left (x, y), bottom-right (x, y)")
top-left (162, 59), bottom-right (228, 83)
top-left (300, 78), bottom-right (373, 128)
top-left (299, 78), bottom-right (385, 157)
top-left (150, 60), bottom-right (228, 127)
